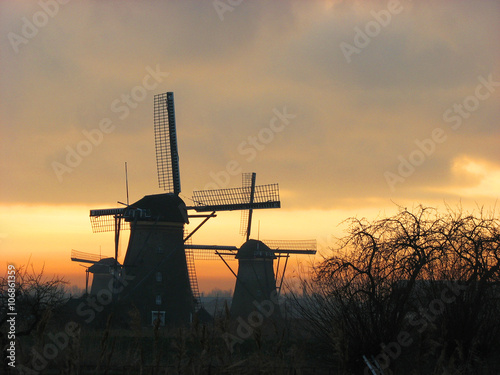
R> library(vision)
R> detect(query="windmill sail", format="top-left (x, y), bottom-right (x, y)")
top-left (71, 249), bottom-right (103, 264)
top-left (154, 92), bottom-right (181, 194)
top-left (185, 244), bottom-right (239, 260)
top-left (89, 208), bottom-right (128, 233)
top-left (190, 183), bottom-right (280, 212)
top-left (239, 172), bottom-right (256, 239)
top-left (263, 239), bottom-right (317, 255)
top-left (184, 230), bottom-right (201, 311)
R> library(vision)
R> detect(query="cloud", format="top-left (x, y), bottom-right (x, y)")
top-left (445, 157), bottom-right (500, 199)
top-left (0, 0), bottom-right (499, 211)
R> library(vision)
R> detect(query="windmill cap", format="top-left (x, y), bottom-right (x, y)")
top-left (236, 239), bottom-right (276, 259)
top-left (88, 257), bottom-right (120, 273)
top-left (128, 193), bottom-right (188, 223)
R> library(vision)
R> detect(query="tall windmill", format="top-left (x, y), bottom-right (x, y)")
top-left (87, 92), bottom-right (282, 326)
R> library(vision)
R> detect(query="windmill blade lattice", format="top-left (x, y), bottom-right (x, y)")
top-left (239, 173), bottom-right (254, 236)
top-left (190, 183), bottom-right (280, 212)
top-left (183, 229), bottom-right (202, 311)
top-left (154, 92), bottom-right (181, 194)
top-left (185, 245), bottom-right (238, 261)
top-left (89, 208), bottom-right (129, 233)
top-left (71, 249), bottom-right (103, 264)
top-left (263, 239), bottom-right (317, 255)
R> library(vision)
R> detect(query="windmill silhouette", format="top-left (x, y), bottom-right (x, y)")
top-left (186, 171), bottom-right (316, 321)
top-left (82, 92), bottom-right (283, 326)
top-left (70, 250), bottom-right (121, 296)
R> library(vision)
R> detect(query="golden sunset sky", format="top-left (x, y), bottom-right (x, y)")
top-left (1, 0), bottom-right (499, 292)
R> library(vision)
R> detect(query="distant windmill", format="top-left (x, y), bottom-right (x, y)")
top-left (189, 232), bottom-right (316, 320)
top-left (83, 92), bottom-right (282, 326)
top-left (187, 172), bottom-right (317, 321)
top-left (187, 238), bottom-right (316, 321)
top-left (70, 250), bottom-right (120, 296)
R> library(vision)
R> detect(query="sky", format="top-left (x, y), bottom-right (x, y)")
top-left (1, 0), bottom-right (499, 293)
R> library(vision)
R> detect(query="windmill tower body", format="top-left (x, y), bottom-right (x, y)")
top-left (88, 258), bottom-right (117, 296)
top-left (122, 193), bottom-right (193, 325)
top-left (230, 240), bottom-right (282, 321)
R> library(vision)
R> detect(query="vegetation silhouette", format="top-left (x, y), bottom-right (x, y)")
top-left (2, 205), bottom-right (500, 374)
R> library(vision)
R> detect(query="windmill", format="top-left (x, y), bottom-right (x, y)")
top-left (228, 239), bottom-right (316, 320)
top-left (86, 92), bottom-right (282, 326)
top-left (70, 250), bottom-right (120, 296)
top-left (186, 171), bottom-right (317, 321)
top-left (186, 238), bottom-right (316, 321)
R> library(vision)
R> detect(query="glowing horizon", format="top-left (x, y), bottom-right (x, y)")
top-left (1, 1), bottom-right (498, 293)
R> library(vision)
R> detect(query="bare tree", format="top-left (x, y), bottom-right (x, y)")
top-left (293, 205), bottom-right (500, 373)
top-left (1, 265), bottom-right (68, 337)
top-left (431, 207), bottom-right (500, 370)
top-left (1, 265), bottom-right (68, 372)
